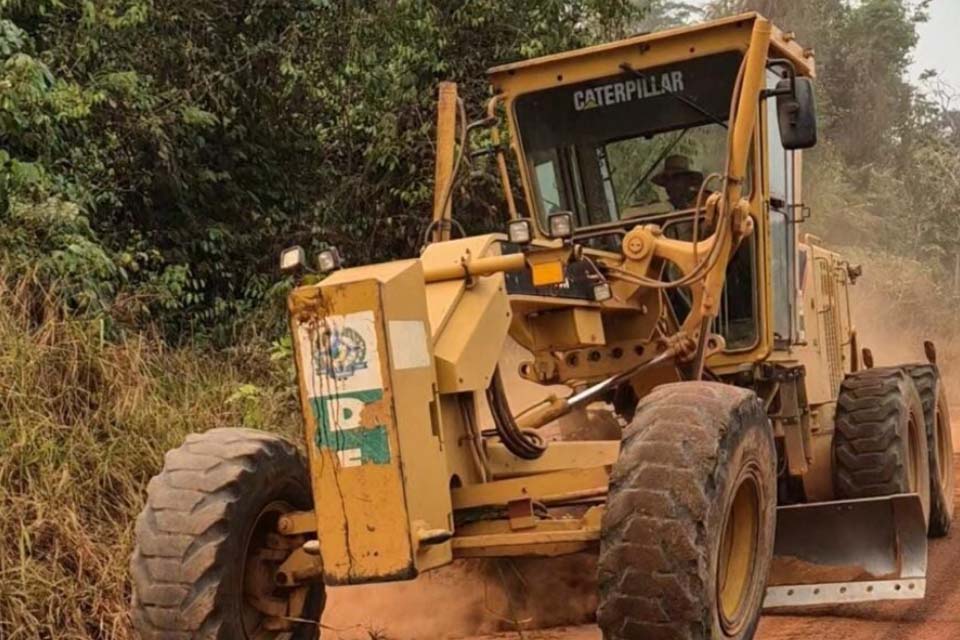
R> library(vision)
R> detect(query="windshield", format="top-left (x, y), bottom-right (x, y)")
top-left (515, 52), bottom-right (744, 228)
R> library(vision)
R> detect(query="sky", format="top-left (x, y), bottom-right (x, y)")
top-left (681, 0), bottom-right (960, 94)
top-left (909, 0), bottom-right (960, 93)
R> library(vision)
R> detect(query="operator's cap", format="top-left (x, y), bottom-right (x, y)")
top-left (652, 154), bottom-right (703, 186)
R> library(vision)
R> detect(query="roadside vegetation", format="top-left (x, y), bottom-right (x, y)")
top-left (0, 0), bottom-right (957, 638)
top-left (0, 275), bottom-right (298, 638)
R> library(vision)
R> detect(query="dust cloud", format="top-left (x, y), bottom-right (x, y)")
top-left (322, 555), bottom-right (598, 639)
top-left (849, 283), bottom-right (960, 443)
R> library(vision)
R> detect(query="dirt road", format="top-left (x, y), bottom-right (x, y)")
top-left (469, 455), bottom-right (960, 640)
top-left (468, 518), bottom-right (960, 640)
top-left (326, 456), bottom-right (960, 640)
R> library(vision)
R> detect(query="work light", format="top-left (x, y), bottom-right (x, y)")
top-left (507, 219), bottom-right (533, 245)
top-left (547, 211), bottom-right (574, 239)
top-left (279, 245), bottom-right (307, 274)
top-left (317, 247), bottom-right (342, 274)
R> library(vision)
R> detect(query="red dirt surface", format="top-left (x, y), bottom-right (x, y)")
top-left (325, 452), bottom-right (960, 640)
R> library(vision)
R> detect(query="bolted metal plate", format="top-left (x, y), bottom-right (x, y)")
top-left (765, 578), bottom-right (925, 608)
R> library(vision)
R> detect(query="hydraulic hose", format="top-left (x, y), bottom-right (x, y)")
top-left (485, 367), bottom-right (547, 460)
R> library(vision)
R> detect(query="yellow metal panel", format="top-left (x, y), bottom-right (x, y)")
top-left (490, 14), bottom-right (753, 81)
top-left (433, 272), bottom-right (512, 393)
top-left (319, 258), bottom-right (415, 288)
top-left (420, 233), bottom-right (503, 269)
top-left (802, 407), bottom-right (836, 502)
top-left (488, 13), bottom-right (812, 87)
top-left (292, 280), bottom-right (414, 584)
top-left (380, 262), bottom-right (455, 573)
top-left (790, 242), bottom-right (843, 405)
top-left (529, 307), bottom-right (605, 352)
top-left (421, 233), bottom-right (503, 337)
top-left (491, 19), bottom-right (752, 97)
top-left (290, 261), bottom-right (453, 584)
top-left (424, 279), bottom-right (465, 340)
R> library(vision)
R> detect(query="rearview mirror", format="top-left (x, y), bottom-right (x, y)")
top-left (776, 77), bottom-right (818, 150)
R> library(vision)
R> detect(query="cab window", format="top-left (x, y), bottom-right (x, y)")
top-left (766, 69), bottom-right (796, 346)
top-left (662, 218), bottom-right (759, 351)
top-left (514, 52), bottom-right (746, 229)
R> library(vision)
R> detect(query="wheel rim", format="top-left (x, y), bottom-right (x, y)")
top-left (717, 465), bottom-right (761, 636)
top-left (936, 406), bottom-right (951, 488)
top-left (907, 415), bottom-right (922, 492)
top-left (241, 500), bottom-right (303, 638)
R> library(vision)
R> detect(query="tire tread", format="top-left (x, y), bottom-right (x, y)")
top-left (597, 382), bottom-right (774, 640)
top-left (130, 428), bottom-right (313, 638)
top-left (833, 367), bottom-right (918, 499)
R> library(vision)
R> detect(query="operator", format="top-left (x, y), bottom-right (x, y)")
top-left (652, 154), bottom-right (706, 210)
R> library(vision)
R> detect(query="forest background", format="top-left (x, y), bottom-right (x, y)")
top-left (1, 0), bottom-right (957, 637)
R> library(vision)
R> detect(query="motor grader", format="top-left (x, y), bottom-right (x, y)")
top-left (130, 13), bottom-right (955, 640)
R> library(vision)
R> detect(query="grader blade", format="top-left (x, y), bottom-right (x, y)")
top-left (764, 493), bottom-right (927, 608)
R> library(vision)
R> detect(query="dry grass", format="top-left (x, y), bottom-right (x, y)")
top-left (0, 275), bottom-right (300, 640)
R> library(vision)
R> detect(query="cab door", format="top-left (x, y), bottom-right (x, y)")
top-left (765, 69), bottom-right (798, 349)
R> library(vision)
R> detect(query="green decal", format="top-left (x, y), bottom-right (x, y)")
top-left (310, 389), bottom-right (390, 467)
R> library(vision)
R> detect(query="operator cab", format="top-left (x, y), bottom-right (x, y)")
top-left (494, 29), bottom-right (816, 356)
top-left (507, 50), bottom-right (761, 351)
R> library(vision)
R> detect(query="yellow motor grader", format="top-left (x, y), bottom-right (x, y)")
top-left (130, 13), bottom-right (954, 640)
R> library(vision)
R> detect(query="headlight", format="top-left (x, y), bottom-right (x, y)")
top-left (279, 245), bottom-right (306, 274)
top-left (507, 219), bottom-right (533, 245)
top-left (317, 247), bottom-right (342, 274)
top-left (547, 211), bottom-right (574, 239)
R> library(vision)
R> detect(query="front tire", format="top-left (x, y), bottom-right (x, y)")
top-left (130, 428), bottom-right (325, 639)
top-left (597, 382), bottom-right (777, 640)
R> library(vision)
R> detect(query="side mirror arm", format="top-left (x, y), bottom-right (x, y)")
top-left (760, 58), bottom-right (797, 99)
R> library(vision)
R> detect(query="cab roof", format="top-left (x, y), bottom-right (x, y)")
top-left (487, 13), bottom-right (814, 96)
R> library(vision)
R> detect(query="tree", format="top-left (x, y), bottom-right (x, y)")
top-left (1, 0), bottom-right (643, 335)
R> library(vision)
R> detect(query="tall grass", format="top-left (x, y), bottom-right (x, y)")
top-left (0, 275), bottom-right (300, 639)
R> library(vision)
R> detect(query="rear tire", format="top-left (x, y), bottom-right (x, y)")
top-left (597, 382), bottom-right (777, 640)
top-left (905, 365), bottom-right (955, 537)
top-left (833, 368), bottom-right (931, 525)
top-left (130, 428), bottom-right (325, 639)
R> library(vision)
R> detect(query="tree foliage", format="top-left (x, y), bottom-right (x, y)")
top-left (4, 0), bottom-right (959, 338)
top-left (711, 1), bottom-right (959, 283)
top-left (1, 0), bottom-right (640, 334)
